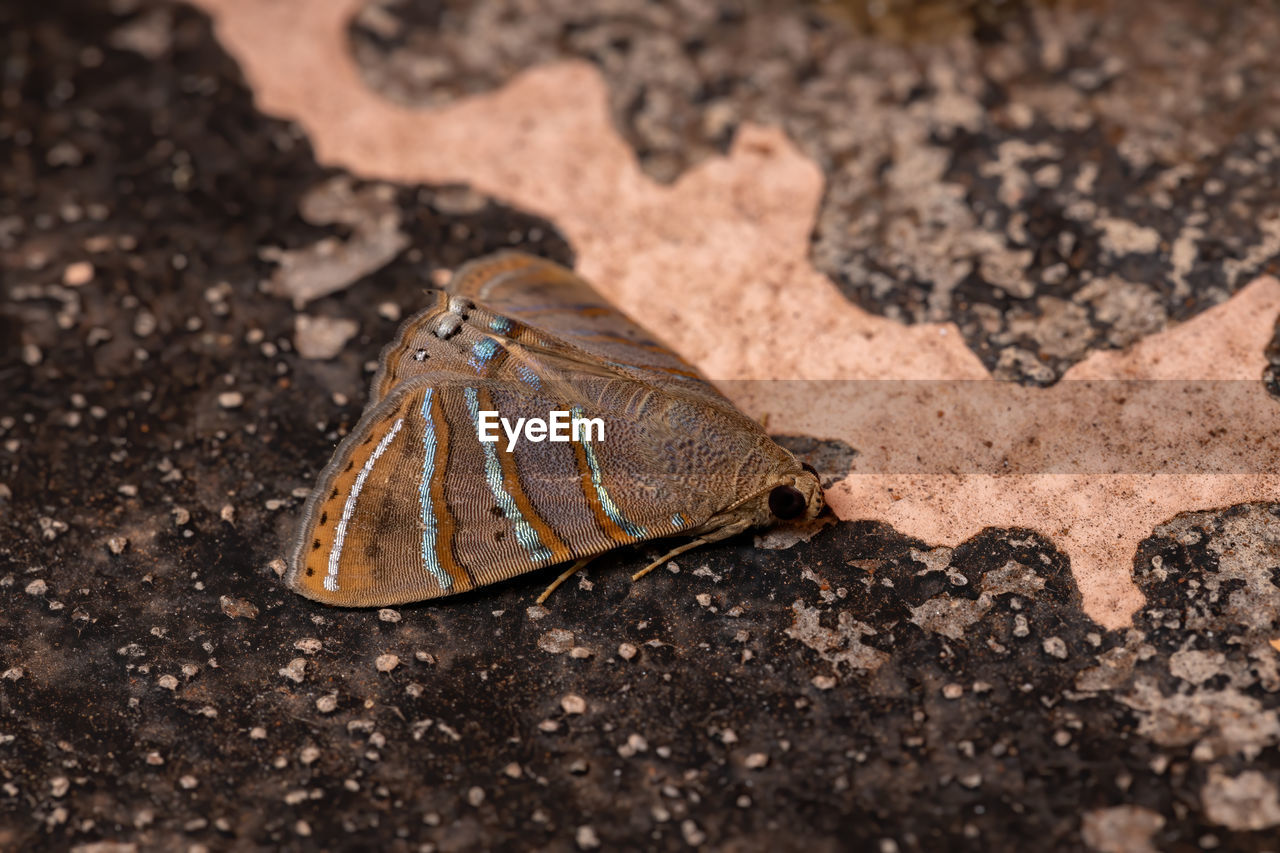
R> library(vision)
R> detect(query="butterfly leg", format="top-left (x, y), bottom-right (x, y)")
top-left (631, 537), bottom-right (713, 582)
top-left (536, 556), bottom-right (595, 605)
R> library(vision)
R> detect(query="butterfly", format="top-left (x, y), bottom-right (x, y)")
top-left (287, 251), bottom-right (824, 606)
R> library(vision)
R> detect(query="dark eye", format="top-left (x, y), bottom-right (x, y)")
top-left (768, 485), bottom-right (807, 520)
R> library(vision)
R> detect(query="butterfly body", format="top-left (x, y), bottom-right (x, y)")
top-left (287, 252), bottom-right (823, 606)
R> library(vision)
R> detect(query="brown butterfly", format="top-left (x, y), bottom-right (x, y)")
top-left (287, 252), bottom-right (824, 606)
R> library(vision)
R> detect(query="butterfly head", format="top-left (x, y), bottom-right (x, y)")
top-left (724, 461), bottom-right (824, 533)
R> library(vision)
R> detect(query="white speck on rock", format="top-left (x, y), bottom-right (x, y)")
top-left (1098, 218), bottom-right (1161, 256)
top-left (294, 314), bottom-right (359, 360)
top-left (1079, 805), bottom-right (1165, 853)
top-left (1202, 768), bottom-right (1280, 830)
top-left (1043, 636), bottom-right (1068, 659)
top-left (538, 629), bottom-right (575, 654)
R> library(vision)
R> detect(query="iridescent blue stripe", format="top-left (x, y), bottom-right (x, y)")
top-left (574, 406), bottom-right (646, 540)
top-left (470, 338), bottom-right (501, 371)
top-left (671, 513), bottom-right (685, 528)
top-left (464, 387), bottom-right (554, 565)
top-left (489, 315), bottom-right (512, 334)
top-left (516, 365), bottom-right (542, 389)
top-left (417, 389), bottom-right (451, 590)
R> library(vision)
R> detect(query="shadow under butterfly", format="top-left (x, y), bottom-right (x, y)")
top-left (287, 252), bottom-right (824, 606)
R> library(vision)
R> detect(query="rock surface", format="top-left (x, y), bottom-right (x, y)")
top-left (4, 1), bottom-right (1280, 851)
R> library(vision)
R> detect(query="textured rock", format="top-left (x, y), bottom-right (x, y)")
top-left (7, 1), bottom-right (1280, 851)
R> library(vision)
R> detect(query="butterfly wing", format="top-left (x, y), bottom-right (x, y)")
top-left (288, 371), bottom-right (735, 606)
top-left (289, 252), bottom-right (813, 606)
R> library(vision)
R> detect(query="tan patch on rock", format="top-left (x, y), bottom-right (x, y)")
top-left (196, 0), bottom-right (1280, 629)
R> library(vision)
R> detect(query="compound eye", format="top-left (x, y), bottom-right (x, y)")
top-left (768, 485), bottom-right (807, 520)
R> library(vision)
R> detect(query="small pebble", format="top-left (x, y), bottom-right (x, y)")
top-left (217, 391), bottom-right (244, 410)
top-left (812, 675), bottom-right (836, 690)
top-left (249, 727), bottom-right (267, 740)
top-left (278, 658), bottom-right (307, 683)
top-left (50, 777), bottom-right (69, 797)
top-left (618, 734), bottom-right (649, 757)
top-left (106, 535), bottom-right (128, 555)
top-left (378, 608), bottom-right (401, 623)
top-left (569, 646), bottom-right (593, 659)
top-left (219, 504), bottom-right (235, 524)
top-left (219, 595), bottom-right (259, 620)
top-left (63, 261), bottom-right (94, 286)
top-left (157, 674), bottom-right (179, 691)
top-left (560, 694), bottom-right (587, 715)
top-left (25, 579), bottom-right (48, 596)
top-left (375, 654), bottom-right (400, 673)
top-left (942, 683), bottom-right (964, 699)
top-left (744, 752), bottom-right (769, 769)
top-left (179, 775), bottom-right (198, 790)
top-left (576, 825), bottom-right (601, 850)
top-left (315, 694), bottom-right (339, 714)
top-left (502, 762), bottom-right (522, 779)
top-left (294, 638), bottom-right (322, 654)
top-left (617, 642), bottom-right (637, 660)
top-left (467, 786), bottom-right (485, 807)
top-left (295, 820), bottom-right (312, 837)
